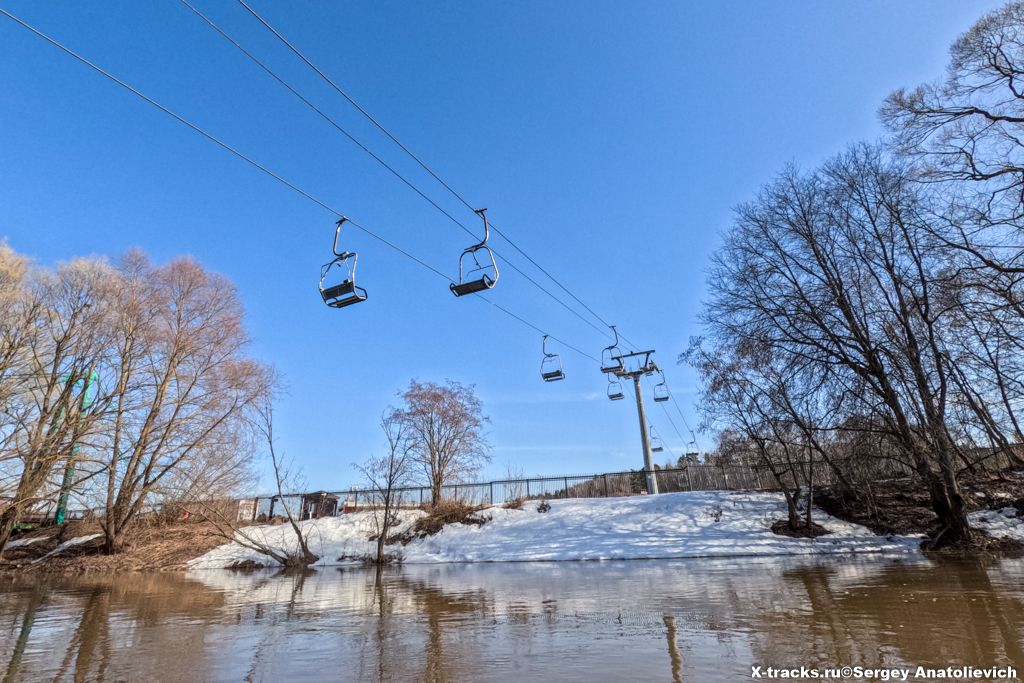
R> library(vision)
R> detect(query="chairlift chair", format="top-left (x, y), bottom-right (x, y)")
top-left (450, 208), bottom-right (500, 296)
top-left (319, 217), bottom-right (367, 308)
top-left (600, 325), bottom-right (624, 374)
top-left (540, 334), bottom-right (565, 382)
top-left (653, 370), bottom-right (669, 402)
top-left (649, 425), bottom-right (665, 453)
top-left (607, 377), bottom-right (624, 401)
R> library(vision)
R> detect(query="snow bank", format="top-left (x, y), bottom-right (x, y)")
top-left (970, 506), bottom-right (1024, 542)
top-left (5, 536), bottom-right (47, 550)
top-left (188, 509), bottom-right (426, 570)
top-left (189, 491), bottom-right (921, 570)
top-left (31, 533), bottom-right (102, 564)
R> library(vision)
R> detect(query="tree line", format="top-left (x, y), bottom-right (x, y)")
top-left (0, 240), bottom-right (491, 566)
top-left (0, 247), bottom-right (271, 555)
top-left (686, 2), bottom-right (1024, 547)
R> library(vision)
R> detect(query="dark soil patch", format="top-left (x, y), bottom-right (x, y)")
top-left (771, 520), bottom-right (832, 538)
top-left (813, 466), bottom-right (1024, 552)
top-left (814, 468), bottom-right (1024, 536)
top-left (813, 479), bottom-right (937, 536)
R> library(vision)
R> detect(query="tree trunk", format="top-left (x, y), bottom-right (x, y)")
top-left (805, 482), bottom-right (813, 528)
top-left (782, 489), bottom-right (801, 530)
top-left (0, 507), bottom-right (19, 557)
top-left (430, 472), bottom-right (443, 508)
top-left (923, 472), bottom-right (973, 548)
top-left (103, 526), bottom-right (125, 556)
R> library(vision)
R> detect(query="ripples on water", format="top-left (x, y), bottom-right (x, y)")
top-left (0, 555), bottom-right (1021, 682)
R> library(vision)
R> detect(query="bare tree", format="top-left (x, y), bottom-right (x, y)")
top-left (196, 391), bottom-right (319, 568)
top-left (391, 380), bottom-right (490, 507)
top-left (0, 255), bottom-right (114, 553)
top-left (93, 254), bottom-right (271, 554)
top-left (251, 395), bottom-right (318, 567)
top-left (356, 411), bottom-right (415, 564)
top-left (687, 339), bottom-right (829, 531)
top-left (697, 144), bottom-right (983, 547)
top-left (882, 2), bottom-right (1024, 210)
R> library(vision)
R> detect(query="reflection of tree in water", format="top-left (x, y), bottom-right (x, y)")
top-left (53, 585), bottom-right (112, 683)
top-left (739, 559), bottom-right (1024, 672)
top-left (1, 573), bottom-right (226, 682)
top-left (354, 569), bottom-right (494, 683)
top-left (2, 586), bottom-right (44, 683)
top-left (3, 558), bottom-right (1022, 682)
top-left (240, 569), bottom-right (312, 681)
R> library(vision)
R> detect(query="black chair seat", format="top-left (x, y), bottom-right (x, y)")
top-left (322, 281), bottom-right (355, 300)
top-left (450, 276), bottom-right (494, 297)
top-left (322, 282), bottom-right (367, 308)
top-left (541, 370), bottom-right (565, 381)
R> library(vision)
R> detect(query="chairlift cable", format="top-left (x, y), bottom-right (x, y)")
top-left (179, 0), bottom-right (615, 342)
top-left (235, 0), bottom-right (633, 345)
top-left (663, 382), bottom-right (698, 445)
top-left (0, 6), bottom-right (598, 365)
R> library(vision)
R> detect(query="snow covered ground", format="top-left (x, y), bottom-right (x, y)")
top-left (970, 506), bottom-right (1024, 542)
top-left (188, 490), bottom-right (923, 570)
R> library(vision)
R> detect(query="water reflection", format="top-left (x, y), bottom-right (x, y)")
top-left (0, 555), bottom-right (1021, 682)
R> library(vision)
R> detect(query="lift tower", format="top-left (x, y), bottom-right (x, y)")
top-left (607, 350), bottom-right (661, 495)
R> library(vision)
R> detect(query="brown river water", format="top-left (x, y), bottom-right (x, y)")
top-left (0, 555), bottom-right (1021, 682)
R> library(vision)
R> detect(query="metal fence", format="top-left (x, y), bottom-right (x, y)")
top-left (238, 462), bottom-right (851, 522)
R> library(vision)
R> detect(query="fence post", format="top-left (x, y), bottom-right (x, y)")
top-left (526, 480), bottom-right (531, 498)
top-left (686, 467), bottom-right (692, 491)
top-left (721, 465), bottom-right (729, 489)
top-left (251, 497), bottom-right (258, 521)
top-left (490, 482), bottom-right (494, 506)
top-left (603, 474), bottom-right (609, 498)
top-left (564, 477), bottom-right (569, 499)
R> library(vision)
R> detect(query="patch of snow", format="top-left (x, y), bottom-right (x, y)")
top-left (5, 536), bottom-right (48, 550)
top-left (189, 491), bottom-right (921, 570)
top-left (970, 506), bottom-right (1024, 542)
top-left (31, 533), bottom-right (102, 564)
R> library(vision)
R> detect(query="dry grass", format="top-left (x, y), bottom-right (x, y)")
top-left (406, 500), bottom-right (491, 539)
top-left (1, 521), bottom-right (232, 574)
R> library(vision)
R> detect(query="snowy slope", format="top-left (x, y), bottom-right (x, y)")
top-left (189, 490), bottom-right (921, 569)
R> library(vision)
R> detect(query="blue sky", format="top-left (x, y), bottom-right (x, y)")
top-left (0, 1), bottom-right (1004, 489)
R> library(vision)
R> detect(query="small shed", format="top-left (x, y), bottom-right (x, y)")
top-left (300, 491), bottom-right (339, 520)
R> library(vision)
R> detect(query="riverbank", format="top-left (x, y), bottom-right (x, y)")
top-left (0, 520), bottom-right (228, 573)
top-left (813, 466), bottom-right (1024, 546)
top-left (5, 485), bottom-right (1022, 573)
